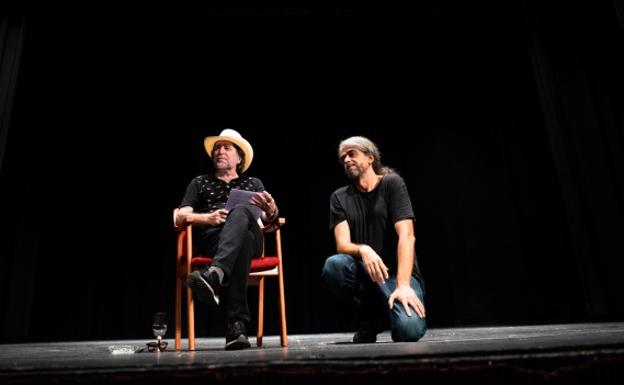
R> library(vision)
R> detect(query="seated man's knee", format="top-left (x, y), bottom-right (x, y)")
top-left (391, 314), bottom-right (427, 342)
top-left (230, 205), bottom-right (254, 219)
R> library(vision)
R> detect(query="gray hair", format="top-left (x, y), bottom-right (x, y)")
top-left (234, 145), bottom-right (246, 173)
top-left (338, 136), bottom-right (396, 175)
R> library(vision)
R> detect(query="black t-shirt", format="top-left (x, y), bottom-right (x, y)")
top-left (329, 173), bottom-right (424, 284)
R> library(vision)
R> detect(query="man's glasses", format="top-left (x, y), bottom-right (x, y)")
top-left (146, 340), bottom-right (168, 352)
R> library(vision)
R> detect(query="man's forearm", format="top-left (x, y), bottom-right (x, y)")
top-left (396, 235), bottom-right (415, 286)
top-left (337, 242), bottom-right (364, 259)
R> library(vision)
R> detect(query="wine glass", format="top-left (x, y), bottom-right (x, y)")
top-left (152, 312), bottom-right (167, 342)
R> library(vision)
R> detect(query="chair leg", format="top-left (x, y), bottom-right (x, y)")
top-left (185, 226), bottom-right (195, 351)
top-left (175, 272), bottom-right (182, 351)
top-left (187, 286), bottom-right (195, 351)
top-left (257, 277), bottom-right (265, 347)
top-left (278, 268), bottom-right (288, 347)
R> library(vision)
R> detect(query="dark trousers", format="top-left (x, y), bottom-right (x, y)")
top-left (199, 206), bottom-right (263, 324)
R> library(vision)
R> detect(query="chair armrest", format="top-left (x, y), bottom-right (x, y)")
top-left (262, 217), bottom-right (285, 233)
top-left (173, 208), bottom-right (195, 231)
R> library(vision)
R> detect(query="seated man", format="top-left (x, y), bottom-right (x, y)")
top-left (176, 128), bottom-right (279, 350)
top-left (322, 136), bottom-right (427, 343)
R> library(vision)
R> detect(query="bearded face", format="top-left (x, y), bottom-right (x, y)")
top-left (212, 141), bottom-right (242, 172)
top-left (339, 147), bottom-right (373, 180)
top-left (345, 162), bottom-right (366, 179)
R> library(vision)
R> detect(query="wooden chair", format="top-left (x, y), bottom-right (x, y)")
top-left (173, 208), bottom-right (288, 350)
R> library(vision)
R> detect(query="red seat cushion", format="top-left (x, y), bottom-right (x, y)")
top-left (191, 256), bottom-right (280, 272)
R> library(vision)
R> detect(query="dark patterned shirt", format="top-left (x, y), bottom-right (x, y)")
top-left (180, 174), bottom-right (265, 216)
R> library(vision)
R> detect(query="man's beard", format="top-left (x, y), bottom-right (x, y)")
top-left (214, 160), bottom-right (234, 172)
top-left (345, 164), bottom-right (363, 180)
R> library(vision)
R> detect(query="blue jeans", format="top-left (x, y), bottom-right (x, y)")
top-left (322, 253), bottom-right (427, 342)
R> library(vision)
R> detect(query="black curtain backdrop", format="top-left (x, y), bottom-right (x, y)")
top-left (0, 2), bottom-right (27, 339)
top-left (527, 0), bottom-right (624, 320)
top-left (1, 1), bottom-right (623, 342)
top-left (0, 4), bottom-right (25, 179)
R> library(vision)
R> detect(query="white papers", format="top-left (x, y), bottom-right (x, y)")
top-left (225, 189), bottom-right (263, 221)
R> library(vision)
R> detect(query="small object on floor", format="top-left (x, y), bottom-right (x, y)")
top-left (108, 345), bottom-right (140, 355)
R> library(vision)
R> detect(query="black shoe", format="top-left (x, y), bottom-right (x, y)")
top-left (353, 325), bottom-right (379, 343)
top-left (186, 268), bottom-right (220, 306)
top-left (352, 316), bottom-right (385, 344)
top-left (225, 320), bottom-right (251, 350)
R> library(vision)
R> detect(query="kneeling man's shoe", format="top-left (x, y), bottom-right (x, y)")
top-left (353, 325), bottom-right (381, 344)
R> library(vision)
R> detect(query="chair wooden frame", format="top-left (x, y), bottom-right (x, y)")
top-left (173, 209), bottom-right (288, 350)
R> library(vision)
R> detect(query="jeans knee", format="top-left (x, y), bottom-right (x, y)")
top-left (391, 315), bottom-right (427, 342)
top-left (322, 254), bottom-right (354, 288)
top-left (322, 255), bottom-right (341, 283)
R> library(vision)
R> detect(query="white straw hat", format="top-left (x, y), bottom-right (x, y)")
top-left (203, 128), bottom-right (254, 172)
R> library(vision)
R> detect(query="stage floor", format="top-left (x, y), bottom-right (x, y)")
top-left (2, 322), bottom-right (624, 384)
